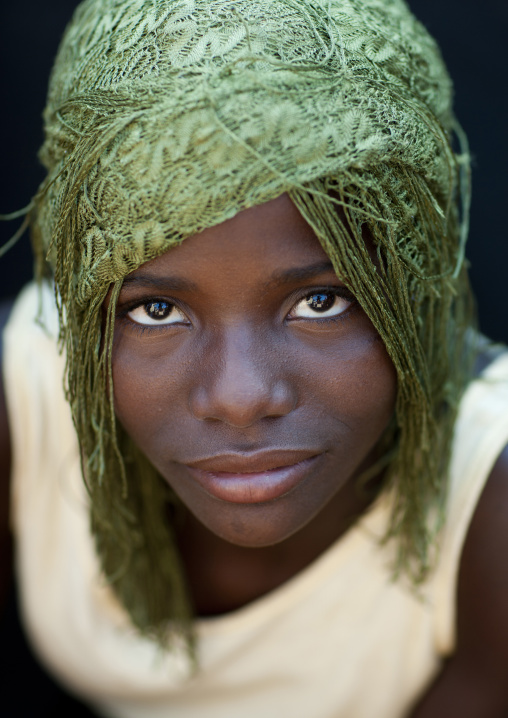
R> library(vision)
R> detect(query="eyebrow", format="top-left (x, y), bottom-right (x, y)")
top-left (121, 260), bottom-right (339, 294)
top-left (121, 274), bottom-right (198, 293)
top-left (263, 260), bottom-right (339, 288)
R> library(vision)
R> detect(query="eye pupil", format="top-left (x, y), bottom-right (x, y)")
top-left (306, 293), bottom-right (335, 312)
top-left (146, 301), bottom-right (172, 319)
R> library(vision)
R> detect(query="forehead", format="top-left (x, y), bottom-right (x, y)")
top-left (127, 194), bottom-right (333, 285)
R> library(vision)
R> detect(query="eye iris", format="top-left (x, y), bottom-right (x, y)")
top-left (306, 293), bottom-right (335, 312)
top-left (146, 301), bottom-right (172, 320)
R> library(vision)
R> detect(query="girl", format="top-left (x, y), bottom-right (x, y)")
top-left (2, 0), bottom-right (508, 715)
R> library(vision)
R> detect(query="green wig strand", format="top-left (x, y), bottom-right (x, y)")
top-left (29, 0), bottom-right (475, 643)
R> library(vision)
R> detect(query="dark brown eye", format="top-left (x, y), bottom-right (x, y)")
top-left (146, 301), bottom-right (172, 319)
top-left (127, 301), bottom-right (188, 326)
top-left (289, 291), bottom-right (351, 320)
top-left (305, 293), bottom-right (335, 312)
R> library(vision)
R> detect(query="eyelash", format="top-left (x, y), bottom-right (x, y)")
top-left (117, 286), bottom-right (356, 334)
top-left (116, 299), bottom-right (189, 336)
top-left (287, 286), bottom-right (356, 325)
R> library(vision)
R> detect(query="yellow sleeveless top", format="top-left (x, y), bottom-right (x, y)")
top-left (5, 282), bottom-right (508, 718)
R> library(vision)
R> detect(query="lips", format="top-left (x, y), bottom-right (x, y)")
top-left (184, 450), bottom-right (322, 504)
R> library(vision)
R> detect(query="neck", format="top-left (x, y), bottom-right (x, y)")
top-left (174, 473), bottom-right (383, 617)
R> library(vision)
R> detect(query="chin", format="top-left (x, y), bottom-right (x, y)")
top-left (188, 492), bottom-right (325, 549)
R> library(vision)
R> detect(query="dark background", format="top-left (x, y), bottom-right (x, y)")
top-left (0, 0), bottom-right (507, 347)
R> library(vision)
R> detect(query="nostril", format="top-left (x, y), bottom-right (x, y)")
top-left (188, 379), bottom-right (297, 427)
top-left (188, 386), bottom-right (212, 421)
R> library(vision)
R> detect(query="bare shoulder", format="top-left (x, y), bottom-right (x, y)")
top-left (410, 375), bottom-right (508, 716)
top-left (460, 345), bottom-right (508, 608)
top-left (433, 444), bottom-right (508, 713)
top-left (457, 443), bottom-right (508, 649)
top-left (410, 447), bottom-right (508, 717)
top-left (460, 346), bottom-right (508, 629)
top-left (448, 342), bottom-right (508, 700)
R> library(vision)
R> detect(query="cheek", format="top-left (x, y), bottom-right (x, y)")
top-left (338, 338), bottom-right (396, 423)
top-left (111, 315), bottom-right (397, 472)
top-left (297, 324), bottom-right (397, 430)
top-left (302, 341), bottom-right (397, 495)
top-left (111, 333), bottom-right (190, 446)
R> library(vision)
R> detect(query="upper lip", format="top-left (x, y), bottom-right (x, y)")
top-left (184, 449), bottom-right (321, 474)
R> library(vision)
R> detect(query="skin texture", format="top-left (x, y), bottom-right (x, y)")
top-left (111, 194), bottom-right (397, 613)
top-left (410, 446), bottom-right (508, 717)
top-left (1, 194), bottom-right (508, 714)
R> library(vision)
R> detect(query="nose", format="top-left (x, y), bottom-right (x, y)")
top-left (189, 327), bottom-right (297, 428)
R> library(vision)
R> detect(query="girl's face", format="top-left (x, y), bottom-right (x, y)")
top-left (112, 194), bottom-right (397, 548)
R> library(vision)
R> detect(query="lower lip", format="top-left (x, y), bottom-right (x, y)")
top-left (186, 456), bottom-right (321, 504)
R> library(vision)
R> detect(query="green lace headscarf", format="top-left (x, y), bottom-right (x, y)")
top-left (30, 0), bottom-right (474, 642)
